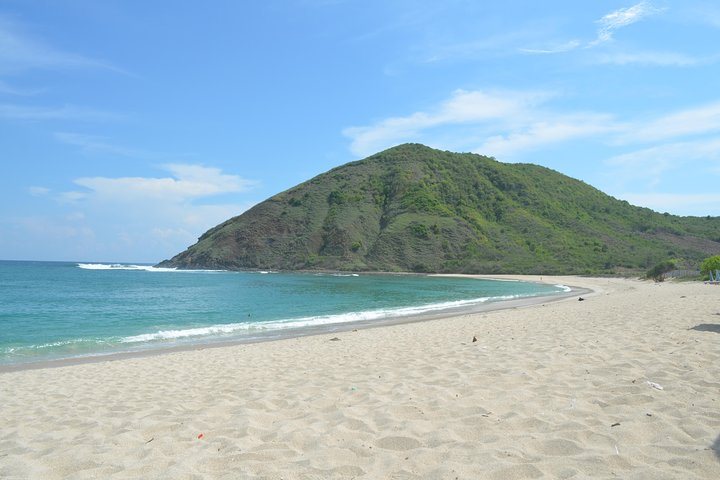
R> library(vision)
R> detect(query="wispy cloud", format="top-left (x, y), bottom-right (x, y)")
top-left (591, 1), bottom-right (664, 46)
top-left (593, 50), bottom-right (707, 67)
top-left (30, 164), bottom-right (261, 261)
top-left (0, 15), bottom-right (130, 140)
top-left (0, 104), bottom-right (120, 122)
top-left (343, 88), bottom-right (623, 159)
top-left (617, 101), bottom-right (720, 144)
top-left (519, 40), bottom-right (581, 55)
top-left (681, 2), bottom-right (720, 28)
top-left (477, 114), bottom-right (617, 158)
top-left (58, 191), bottom-right (88, 204)
top-left (0, 79), bottom-right (45, 96)
top-left (73, 164), bottom-right (258, 204)
top-left (0, 15), bottom-right (128, 76)
top-left (28, 186), bottom-right (50, 196)
top-left (606, 138), bottom-right (720, 186)
top-left (700, 7), bottom-right (720, 28)
top-left (343, 88), bottom-right (720, 203)
top-left (343, 87), bottom-right (720, 218)
top-left (423, 30), bottom-right (541, 63)
top-left (54, 132), bottom-right (156, 158)
top-left (520, 1), bottom-right (665, 55)
top-left (343, 89), bottom-right (550, 156)
top-left (14, 216), bottom-right (96, 241)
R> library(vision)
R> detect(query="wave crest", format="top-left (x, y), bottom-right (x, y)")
top-left (77, 263), bottom-right (225, 273)
top-left (119, 294), bottom-right (530, 345)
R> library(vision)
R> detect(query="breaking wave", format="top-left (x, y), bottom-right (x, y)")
top-left (77, 263), bottom-right (225, 273)
top-left (119, 294), bottom-right (524, 344)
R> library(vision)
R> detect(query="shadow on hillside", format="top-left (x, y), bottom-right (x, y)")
top-left (690, 324), bottom-right (720, 334)
top-left (712, 434), bottom-right (720, 460)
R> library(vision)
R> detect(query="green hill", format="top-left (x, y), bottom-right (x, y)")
top-left (158, 144), bottom-right (720, 274)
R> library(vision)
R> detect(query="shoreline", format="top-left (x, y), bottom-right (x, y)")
top-left (0, 275), bottom-right (589, 373)
top-left (3, 275), bottom-right (719, 479)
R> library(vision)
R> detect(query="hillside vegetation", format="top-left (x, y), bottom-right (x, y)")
top-left (159, 144), bottom-right (720, 274)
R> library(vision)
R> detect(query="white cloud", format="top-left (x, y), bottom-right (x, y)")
top-left (608, 138), bottom-right (720, 165)
top-left (74, 164), bottom-right (257, 203)
top-left (343, 88), bottom-right (622, 159)
top-left (520, 1), bottom-right (665, 56)
top-left (619, 102), bottom-right (720, 143)
top-left (477, 114), bottom-right (616, 158)
top-left (606, 138), bottom-right (720, 187)
top-left (342, 88), bottom-right (720, 213)
top-left (27, 165), bottom-right (260, 262)
top-left (591, 1), bottom-right (664, 46)
top-left (344, 86), bottom-right (720, 169)
top-left (343, 89), bottom-right (549, 157)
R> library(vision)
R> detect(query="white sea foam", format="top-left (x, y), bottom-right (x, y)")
top-left (119, 294), bottom-right (531, 345)
top-left (77, 263), bottom-right (174, 272)
top-left (555, 284), bottom-right (573, 292)
top-left (77, 263), bottom-right (226, 273)
top-left (3, 337), bottom-right (106, 355)
top-left (313, 272), bottom-right (360, 277)
top-left (121, 324), bottom-right (251, 343)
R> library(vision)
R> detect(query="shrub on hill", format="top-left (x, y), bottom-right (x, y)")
top-left (700, 255), bottom-right (720, 276)
top-left (646, 260), bottom-right (676, 282)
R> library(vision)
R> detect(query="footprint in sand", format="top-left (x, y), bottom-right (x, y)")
top-left (376, 436), bottom-right (422, 451)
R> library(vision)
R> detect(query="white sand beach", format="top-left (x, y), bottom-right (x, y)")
top-left (2, 276), bottom-right (719, 479)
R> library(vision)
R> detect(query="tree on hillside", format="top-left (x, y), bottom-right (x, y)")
top-left (700, 255), bottom-right (720, 277)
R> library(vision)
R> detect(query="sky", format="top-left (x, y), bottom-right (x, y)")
top-left (1, 0), bottom-right (719, 263)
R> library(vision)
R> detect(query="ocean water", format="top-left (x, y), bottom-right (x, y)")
top-left (0, 261), bottom-right (569, 366)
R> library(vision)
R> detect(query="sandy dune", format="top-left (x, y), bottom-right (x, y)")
top-left (2, 276), bottom-right (719, 479)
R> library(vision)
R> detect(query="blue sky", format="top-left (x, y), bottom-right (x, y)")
top-left (1, 0), bottom-right (719, 263)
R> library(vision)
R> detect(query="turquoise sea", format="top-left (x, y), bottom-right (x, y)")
top-left (0, 261), bottom-right (569, 367)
